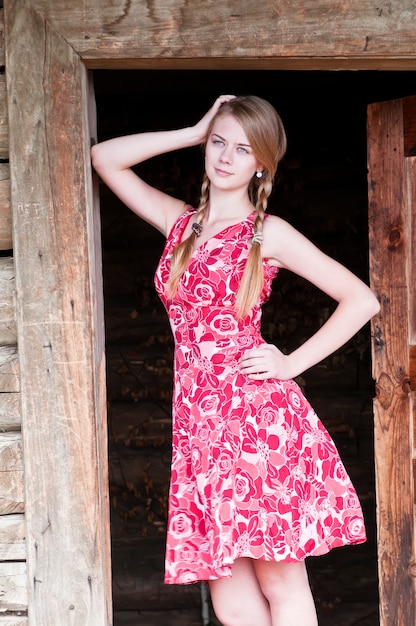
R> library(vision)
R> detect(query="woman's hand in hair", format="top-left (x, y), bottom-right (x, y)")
top-left (192, 95), bottom-right (236, 143)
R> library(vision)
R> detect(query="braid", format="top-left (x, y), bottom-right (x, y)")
top-left (167, 174), bottom-right (210, 297)
top-left (235, 173), bottom-right (271, 318)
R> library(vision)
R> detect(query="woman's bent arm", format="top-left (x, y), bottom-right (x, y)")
top-left (91, 95), bottom-right (236, 234)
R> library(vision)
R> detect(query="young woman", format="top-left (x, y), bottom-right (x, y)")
top-left (91, 94), bottom-right (380, 626)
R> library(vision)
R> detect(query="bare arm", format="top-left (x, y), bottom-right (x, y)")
top-left (91, 95), bottom-right (236, 235)
top-left (240, 216), bottom-right (380, 380)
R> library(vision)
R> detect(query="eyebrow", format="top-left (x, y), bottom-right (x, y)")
top-left (212, 133), bottom-right (252, 148)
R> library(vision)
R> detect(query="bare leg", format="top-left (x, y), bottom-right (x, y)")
top-left (254, 559), bottom-right (318, 626)
top-left (208, 558), bottom-right (272, 626)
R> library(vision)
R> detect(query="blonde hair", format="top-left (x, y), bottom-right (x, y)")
top-left (167, 95), bottom-right (287, 317)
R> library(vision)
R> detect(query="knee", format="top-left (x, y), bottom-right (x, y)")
top-left (211, 604), bottom-right (243, 626)
top-left (256, 560), bottom-right (311, 602)
top-left (210, 596), bottom-right (254, 626)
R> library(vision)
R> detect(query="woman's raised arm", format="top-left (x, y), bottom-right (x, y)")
top-left (91, 95), bottom-right (235, 234)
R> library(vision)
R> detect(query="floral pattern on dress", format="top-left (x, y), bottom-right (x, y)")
top-left (154, 208), bottom-right (366, 585)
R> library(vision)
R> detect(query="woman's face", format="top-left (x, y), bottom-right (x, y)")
top-left (205, 114), bottom-right (261, 192)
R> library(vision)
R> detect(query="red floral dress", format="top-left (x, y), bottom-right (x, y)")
top-left (154, 208), bottom-right (366, 585)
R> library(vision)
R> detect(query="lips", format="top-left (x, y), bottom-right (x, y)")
top-left (214, 167), bottom-right (233, 177)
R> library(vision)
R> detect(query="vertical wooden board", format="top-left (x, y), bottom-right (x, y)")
top-left (367, 97), bottom-right (415, 626)
top-left (4, 1), bottom-right (111, 625)
top-left (403, 97), bottom-right (416, 343)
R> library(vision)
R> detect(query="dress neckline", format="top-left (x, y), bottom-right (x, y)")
top-left (181, 209), bottom-right (256, 255)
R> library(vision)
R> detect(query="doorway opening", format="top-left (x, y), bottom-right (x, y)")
top-left (93, 69), bottom-right (415, 626)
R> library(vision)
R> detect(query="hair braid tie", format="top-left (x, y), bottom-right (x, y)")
top-left (252, 231), bottom-right (264, 245)
top-left (191, 222), bottom-right (203, 237)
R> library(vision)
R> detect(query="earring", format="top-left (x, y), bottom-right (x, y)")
top-left (256, 171), bottom-right (262, 178)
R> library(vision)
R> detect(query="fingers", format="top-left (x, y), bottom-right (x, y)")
top-left (239, 345), bottom-right (275, 377)
top-left (193, 95), bottom-right (236, 143)
top-left (239, 344), bottom-right (288, 380)
top-left (215, 94), bottom-right (236, 107)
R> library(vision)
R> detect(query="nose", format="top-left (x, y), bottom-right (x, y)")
top-left (220, 145), bottom-right (233, 164)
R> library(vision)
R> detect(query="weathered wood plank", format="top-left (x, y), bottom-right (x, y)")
top-left (0, 163), bottom-right (12, 251)
top-left (0, 11), bottom-right (5, 69)
top-left (0, 74), bottom-right (8, 159)
top-left (27, 0), bottom-right (416, 68)
top-left (0, 393), bottom-right (20, 432)
top-left (0, 257), bottom-right (16, 346)
top-left (0, 513), bottom-right (25, 560)
top-left (0, 347), bottom-right (19, 393)
top-left (0, 433), bottom-right (24, 515)
top-left (0, 562), bottom-right (27, 613)
top-left (367, 96), bottom-right (416, 626)
top-left (4, 2), bottom-right (111, 625)
top-left (0, 617), bottom-right (28, 626)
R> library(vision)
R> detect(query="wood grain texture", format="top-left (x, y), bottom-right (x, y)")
top-left (0, 257), bottom-right (16, 346)
top-left (0, 514), bottom-right (25, 560)
top-left (0, 617), bottom-right (27, 626)
top-left (0, 75), bottom-right (9, 158)
top-left (0, 10), bottom-right (5, 68)
top-left (26, 0), bottom-right (416, 68)
top-left (4, 1), bottom-right (111, 624)
top-left (0, 346), bottom-right (19, 393)
top-left (0, 562), bottom-right (27, 613)
top-left (0, 392), bottom-right (20, 432)
top-left (0, 433), bottom-right (24, 515)
top-left (367, 96), bottom-right (416, 626)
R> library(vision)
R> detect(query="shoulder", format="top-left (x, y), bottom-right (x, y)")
top-left (165, 203), bottom-right (196, 234)
top-left (261, 215), bottom-right (303, 267)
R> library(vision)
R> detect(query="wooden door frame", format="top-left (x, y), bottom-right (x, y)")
top-left (4, 1), bottom-right (416, 624)
top-left (367, 96), bottom-right (416, 626)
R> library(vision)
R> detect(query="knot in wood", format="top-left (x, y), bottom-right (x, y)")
top-left (388, 225), bottom-right (403, 249)
top-left (401, 377), bottom-right (412, 394)
top-left (375, 372), bottom-right (394, 410)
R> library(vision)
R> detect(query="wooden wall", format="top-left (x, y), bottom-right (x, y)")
top-left (0, 9), bottom-right (27, 626)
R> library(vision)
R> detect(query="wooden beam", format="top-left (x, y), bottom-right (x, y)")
top-left (367, 97), bottom-right (416, 626)
top-left (26, 0), bottom-right (416, 68)
top-left (4, 1), bottom-right (111, 624)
